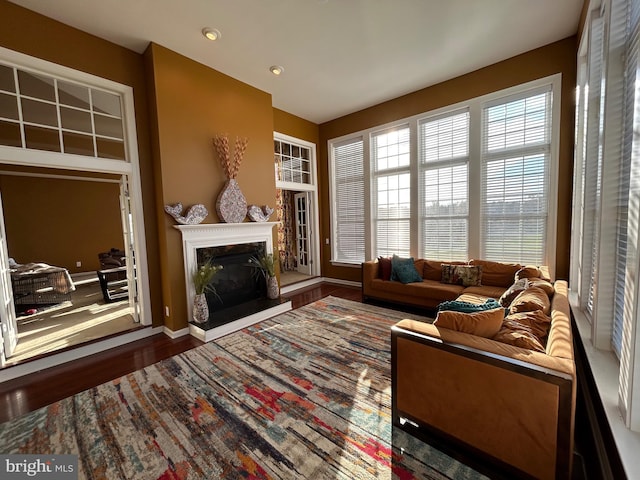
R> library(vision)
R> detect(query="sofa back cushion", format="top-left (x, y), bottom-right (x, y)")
top-left (509, 286), bottom-right (551, 315)
top-left (493, 310), bottom-right (551, 352)
top-left (469, 259), bottom-right (521, 287)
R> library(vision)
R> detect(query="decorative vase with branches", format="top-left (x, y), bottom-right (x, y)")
top-left (248, 253), bottom-right (279, 299)
top-left (192, 262), bottom-right (223, 324)
top-left (213, 134), bottom-right (249, 223)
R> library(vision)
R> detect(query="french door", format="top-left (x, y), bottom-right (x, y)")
top-left (0, 192), bottom-right (17, 367)
top-left (294, 192), bottom-right (312, 275)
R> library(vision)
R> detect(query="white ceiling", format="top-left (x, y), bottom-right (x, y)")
top-left (9, 0), bottom-right (583, 124)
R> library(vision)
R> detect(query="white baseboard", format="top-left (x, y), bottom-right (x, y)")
top-left (163, 326), bottom-right (190, 338)
top-left (321, 277), bottom-right (361, 288)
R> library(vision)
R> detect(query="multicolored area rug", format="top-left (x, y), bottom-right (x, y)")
top-left (0, 297), bottom-right (487, 480)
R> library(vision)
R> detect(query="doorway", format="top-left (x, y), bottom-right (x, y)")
top-left (0, 169), bottom-right (141, 366)
top-left (277, 189), bottom-right (316, 286)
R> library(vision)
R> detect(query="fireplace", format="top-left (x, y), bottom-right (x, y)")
top-left (175, 222), bottom-right (292, 342)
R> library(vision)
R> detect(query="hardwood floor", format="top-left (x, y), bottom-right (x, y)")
top-left (0, 283), bottom-right (362, 424)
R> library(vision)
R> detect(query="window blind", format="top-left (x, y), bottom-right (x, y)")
top-left (481, 88), bottom-right (552, 265)
top-left (614, 0), bottom-right (640, 358)
top-left (418, 110), bottom-right (469, 261)
top-left (331, 138), bottom-right (365, 264)
top-left (372, 127), bottom-right (411, 257)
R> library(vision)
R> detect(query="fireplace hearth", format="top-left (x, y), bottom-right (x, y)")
top-left (176, 222), bottom-right (292, 342)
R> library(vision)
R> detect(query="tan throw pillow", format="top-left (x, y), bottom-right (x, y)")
top-left (493, 310), bottom-right (552, 353)
top-left (498, 278), bottom-right (529, 307)
top-left (527, 277), bottom-right (555, 297)
top-left (434, 307), bottom-right (504, 338)
top-left (441, 265), bottom-right (482, 287)
top-left (509, 286), bottom-right (551, 315)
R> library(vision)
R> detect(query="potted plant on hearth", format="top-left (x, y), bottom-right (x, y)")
top-left (248, 253), bottom-right (279, 300)
top-left (192, 262), bottom-right (223, 324)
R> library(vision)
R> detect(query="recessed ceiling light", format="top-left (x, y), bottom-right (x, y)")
top-left (202, 28), bottom-right (221, 41)
top-left (269, 65), bottom-right (284, 76)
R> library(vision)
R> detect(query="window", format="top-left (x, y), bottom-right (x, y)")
top-left (419, 110), bottom-right (469, 261)
top-left (481, 89), bottom-right (553, 265)
top-left (274, 137), bottom-right (312, 186)
top-left (330, 138), bottom-right (365, 264)
top-left (328, 75), bottom-right (559, 272)
top-left (372, 127), bottom-right (411, 257)
top-left (0, 62), bottom-right (126, 160)
top-left (570, 0), bottom-right (640, 450)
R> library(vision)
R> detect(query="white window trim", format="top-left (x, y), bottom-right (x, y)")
top-left (274, 132), bottom-right (317, 192)
top-left (327, 74), bottom-right (561, 273)
top-left (0, 46), bottom-right (152, 328)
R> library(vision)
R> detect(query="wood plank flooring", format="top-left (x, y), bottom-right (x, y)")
top-left (0, 283), bottom-right (362, 424)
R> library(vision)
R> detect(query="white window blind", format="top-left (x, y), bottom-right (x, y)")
top-left (419, 110), bottom-right (469, 261)
top-left (481, 88), bottom-right (552, 265)
top-left (372, 127), bottom-right (411, 257)
top-left (614, 0), bottom-right (640, 358)
top-left (331, 138), bottom-right (365, 264)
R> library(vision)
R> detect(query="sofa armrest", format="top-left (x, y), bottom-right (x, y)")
top-left (392, 322), bottom-right (575, 479)
top-left (362, 260), bottom-right (379, 296)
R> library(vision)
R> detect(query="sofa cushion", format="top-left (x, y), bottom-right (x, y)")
top-left (378, 256), bottom-right (392, 280)
top-left (391, 255), bottom-right (423, 284)
top-left (442, 264), bottom-right (482, 287)
top-left (435, 307), bottom-right (505, 338)
top-left (469, 259), bottom-right (521, 288)
top-left (498, 278), bottom-right (530, 307)
top-left (462, 285), bottom-right (509, 301)
top-left (493, 310), bottom-right (552, 352)
top-left (509, 286), bottom-right (551, 315)
top-left (527, 277), bottom-right (555, 297)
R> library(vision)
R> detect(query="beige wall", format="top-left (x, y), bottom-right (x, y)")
top-left (318, 36), bottom-right (578, 282)
top-left (1, 175), bottom-right (123, 272)
top-left (145, 43), bottom-right (278, 330)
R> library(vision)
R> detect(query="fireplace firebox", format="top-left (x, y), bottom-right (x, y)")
top-left (197, 242), bottom-right (266, 312)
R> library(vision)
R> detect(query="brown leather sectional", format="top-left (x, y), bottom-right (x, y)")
top-left (362, 257), bottom-right (575, 479)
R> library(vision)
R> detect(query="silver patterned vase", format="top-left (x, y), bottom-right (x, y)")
top-left (216, 178), bottom-right (247, 223)
top-left (266, 276), bottom-right (279, 300)
top-left (193, 293), bottom-right (209, 324)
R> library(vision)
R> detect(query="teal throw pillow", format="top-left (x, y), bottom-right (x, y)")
top-left (390, 255), bottom-right (423, 284)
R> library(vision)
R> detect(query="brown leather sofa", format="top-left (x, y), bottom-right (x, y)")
top-left (363, 258), bottom-right (522, 310)
top-left (378, 257), bottom-right (575, 479)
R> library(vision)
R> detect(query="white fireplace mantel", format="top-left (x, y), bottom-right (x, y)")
top-left (174, 222), bottom-right (290, 341)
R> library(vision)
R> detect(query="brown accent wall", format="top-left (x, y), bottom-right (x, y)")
top-left (319, 36), bottom-right (578, 282)
top-left (1, 175), bottom-right (123, 272)
top-left (0, 0), bottom-right (162, 325)
top-left (145, 43), bottom-right (277, 331)
top-left (273, 108), bottom-right (320, 146)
